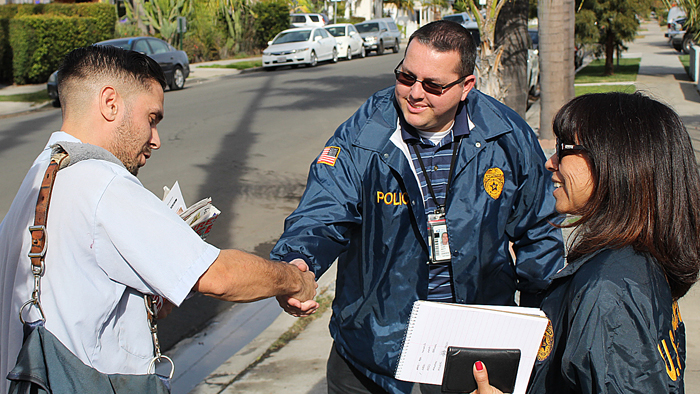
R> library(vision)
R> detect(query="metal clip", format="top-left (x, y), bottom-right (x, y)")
top-left (28, 225), bottom-right (48, 261)
top-left (19, 259), bottom-right (45, 324)
top-left (148, 355), bottom-right (174, 379)
top-left (19, 298), bottom-right (45, 325)
top-left (144, 295), bottom-right (174, 378)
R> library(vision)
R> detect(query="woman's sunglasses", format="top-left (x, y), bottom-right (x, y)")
top-left (556, 138), bottom-right (586, 160)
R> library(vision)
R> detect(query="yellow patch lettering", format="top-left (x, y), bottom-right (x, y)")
top-left (658, 301), bottom-right (684, 381)
top-left (659, 340), bottom-right (678, 381)
top-left (376, 191), bottom-right (409, 206)
top-left (384, 192), bottom-right (393, 205)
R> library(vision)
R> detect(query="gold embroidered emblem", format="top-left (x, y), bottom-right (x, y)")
top-left (537, 320), bottom-right (554, 362)
top-left (483, 168), bottom-right (504, 199)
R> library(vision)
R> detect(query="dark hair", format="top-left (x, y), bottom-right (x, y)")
top-left (406, 20), bottom-right (477, 77)
top-left (57, 45), bottom-right (166, 103)
top-left (554, 92), bottom-right (700, 298)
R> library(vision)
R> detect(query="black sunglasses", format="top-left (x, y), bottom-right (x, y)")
top-left (556, 138), bottom-right (586, 160)
top-left (394, 61), bottom-right (466, 96)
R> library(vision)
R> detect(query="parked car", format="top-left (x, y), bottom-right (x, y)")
top-left (325, 23), bottom-right (366, 60)
top-left (47, 36), bottom-right (190, 106)
top-left (668, 17), bottom-right (697, 54)
top-left (528, 28), bottom-right (539, 51)
top-left (443, 12), bottom-right (478, 29)
top-left (354, 18), bottom-right (401, 55)
top-left (290, 13), bottom-right (329, 28)
top-left (262, 27), bottom-right (338, 70)
top-left (443, 12), bottom-right (480, 46)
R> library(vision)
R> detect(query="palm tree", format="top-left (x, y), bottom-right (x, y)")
top-left (495, 0), bottom-right (530, 117)
top-left (537, 0), bottom-right (575, 140)
top-left (453, 0), bottom-right (511, 101)
top-left (384, 0), bottom-right (414, 19)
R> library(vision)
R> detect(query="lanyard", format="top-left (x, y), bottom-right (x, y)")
top-left (411, 135), bottom-right (461, 214)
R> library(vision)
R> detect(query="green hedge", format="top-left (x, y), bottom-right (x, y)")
top-left (0, 18), bottom-right (10, 82)
top-left (0, 3), bottom-right (116, 84)
top-left (252, 0), bottom-right (290, 49)
top-left (10, 16), bottom-right (103, 85)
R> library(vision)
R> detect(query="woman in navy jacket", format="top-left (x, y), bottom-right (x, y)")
top-left (475, 92), bottom-right (700, 393)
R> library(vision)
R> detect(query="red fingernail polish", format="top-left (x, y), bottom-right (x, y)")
top-left (475, 361), bottom-right (484, 371)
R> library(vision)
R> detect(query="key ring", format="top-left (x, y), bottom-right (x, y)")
top-left (148, 354), bottom-right (174, 379)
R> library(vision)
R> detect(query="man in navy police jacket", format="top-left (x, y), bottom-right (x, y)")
top-left (271, 21), bottom-right (565, 394)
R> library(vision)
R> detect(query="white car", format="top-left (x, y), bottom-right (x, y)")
top-left (262, 27), bottom-right (338, 69)
top-left (443, 13), bottom-right (480, 46)
top-left (290, 13), bottom-right (329, 28)
top-left (325, 23), bottom-right (366, 60)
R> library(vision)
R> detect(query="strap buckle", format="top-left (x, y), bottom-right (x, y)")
top-left (28, 225), bottom-right (48, 261)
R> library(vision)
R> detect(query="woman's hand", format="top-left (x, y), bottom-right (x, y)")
top-left (471, 361), bottom-right (505, 394)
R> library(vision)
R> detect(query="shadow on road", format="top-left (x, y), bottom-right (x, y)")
top-left (159, 68), bottom-right (393, 350)
top-left (0, 109), bottom-right (60, 158)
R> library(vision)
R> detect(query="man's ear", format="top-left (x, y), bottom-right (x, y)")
top-left (99, 86), bottom-right (119, 122)
top-left (460, 75), bottom-right (476, 102)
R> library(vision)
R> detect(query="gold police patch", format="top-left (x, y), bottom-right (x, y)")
top-left (537, 320), bottom-right (554, 362)
top-left (483, 168), bottom-right (504, 199)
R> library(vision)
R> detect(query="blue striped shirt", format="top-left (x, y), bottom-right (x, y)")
top-left (401, 103), bottom-right (471, 302)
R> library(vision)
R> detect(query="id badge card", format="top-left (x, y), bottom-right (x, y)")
top-left (427, 213), bottom-right (451, 263)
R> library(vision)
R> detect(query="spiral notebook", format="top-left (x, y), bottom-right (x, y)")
top-left (394, 301), bottom-right (549, 394)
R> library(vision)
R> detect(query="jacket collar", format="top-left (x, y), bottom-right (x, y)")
top-left (352, 87), bottom-right (513, 153)
top-left (549, 248), bottom-right (608, 281)
top-left (400, 102), bottom-right (472, 144)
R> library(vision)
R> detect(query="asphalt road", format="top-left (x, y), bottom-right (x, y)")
top-left (0, 52), bottom-right (401, 351)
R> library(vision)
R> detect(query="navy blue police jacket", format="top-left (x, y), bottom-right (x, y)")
top-left (271, 86), bottom-right (565, 393)
top-left (529, 247), bottom-right (685, 394)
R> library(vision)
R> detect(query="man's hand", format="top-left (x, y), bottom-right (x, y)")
top-left (157, 298), bottom-right (175, 319)
top-left (471, 361), bottom-right (505, 394)
top-left (195, 250), bottom-right (319, 304)
top-left (278, 259), bottom-right (319, 317)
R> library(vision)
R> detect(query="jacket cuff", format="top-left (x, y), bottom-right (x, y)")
top-left (281, 252), bottom-right (312, 267)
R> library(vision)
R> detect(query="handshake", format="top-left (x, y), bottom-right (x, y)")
top-left (277, 258), bottom-right (320, 317)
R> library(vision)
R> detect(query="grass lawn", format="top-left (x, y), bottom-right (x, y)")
top-left (198, 60), bottom-right (262, 70)
top-left (575, 84), bottom-right (636, 96)
top-left (574, 58), bottom-right (641, 84)
top-left (0, 90), bottom-right (49, 103)
top-left (680, 54), bottom-right (690, 76)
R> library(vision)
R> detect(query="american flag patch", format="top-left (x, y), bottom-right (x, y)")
top-left (317, 146), bottom-right (340, 166)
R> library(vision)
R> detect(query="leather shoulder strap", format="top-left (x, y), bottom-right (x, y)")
top-left (29, 151), bottom-right (69, 270)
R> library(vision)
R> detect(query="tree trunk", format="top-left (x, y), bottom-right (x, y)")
top-left (130, 0), bottom-right (149, 36)
top-left (495, 0), bottom-right (529, 118)
top-left (537, 0), bottom-right (575, 141)
top-left (604, 31), bottom-right (615, 75)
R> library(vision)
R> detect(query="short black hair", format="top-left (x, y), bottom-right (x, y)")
top-left (406, 20), bottom-right (477, 77)
top-left (57, 45), bottom-right (166, 103)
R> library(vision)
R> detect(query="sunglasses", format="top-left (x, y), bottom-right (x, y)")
top-left (394, 61), bottom-right (466, 96)
top-left (556, 138), bottom-right (586, 160)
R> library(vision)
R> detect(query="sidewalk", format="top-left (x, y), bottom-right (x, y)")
top-left (0, 56), bottom-right (261, 117)
top-left (184, 19), bottom-right (700, 394)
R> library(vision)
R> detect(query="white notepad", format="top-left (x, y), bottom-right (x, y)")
top-left (395, 301), bottom-right (549, 394)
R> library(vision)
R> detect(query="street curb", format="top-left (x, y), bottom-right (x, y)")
top-left (0, 100), bottom-right (53, 119)
top-left (189, 264), bottom-right (337, 394)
